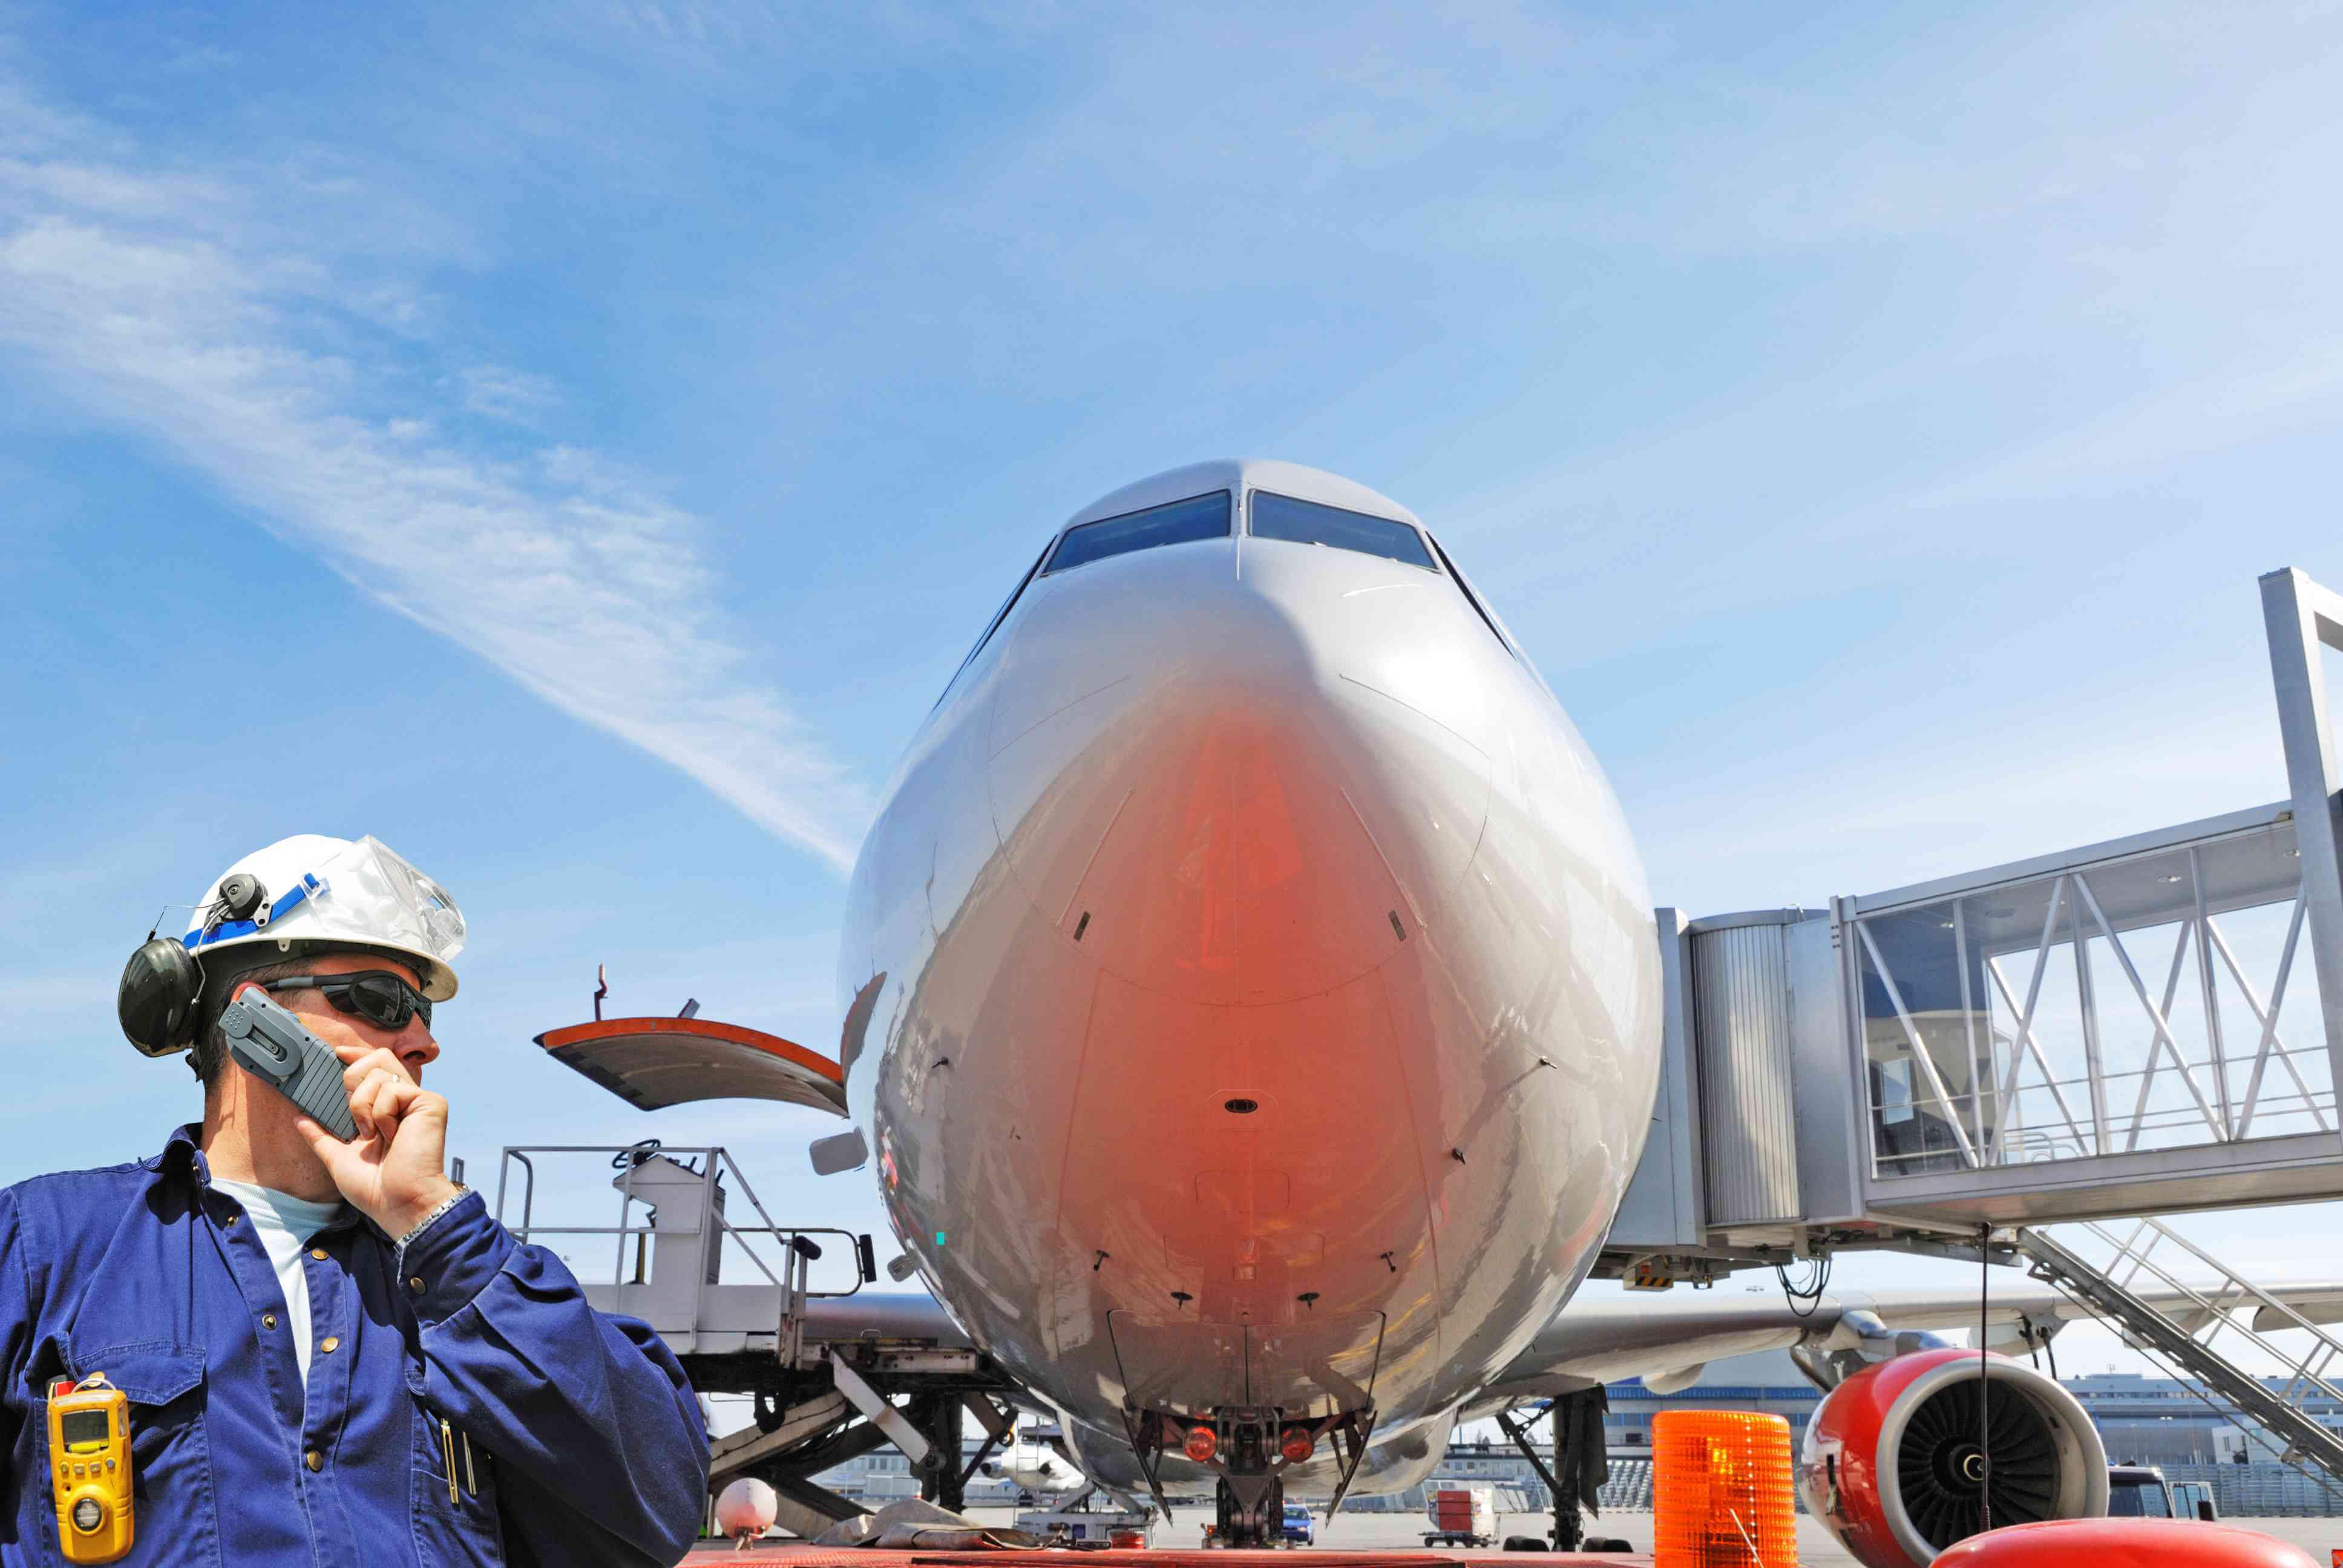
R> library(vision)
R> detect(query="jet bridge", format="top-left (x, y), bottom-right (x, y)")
top-left (1605, 567), bottom-right (2343, 1280)
top-left (1578, 566), bottom-right (2343, 1519)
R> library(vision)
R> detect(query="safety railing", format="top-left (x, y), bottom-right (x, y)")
top-left (2077, 1218), bottom-right (2343, 1410)
top-left (2019, 1217), bottom-right (2343, 1488)
top-left (492, 1143), bottom-right (867, 1299)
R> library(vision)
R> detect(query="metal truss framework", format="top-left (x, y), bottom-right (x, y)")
top-left (1852, 852), bottom-right (2336, 1176)
top-left (1832, 569), bottom-right (2343, 1214)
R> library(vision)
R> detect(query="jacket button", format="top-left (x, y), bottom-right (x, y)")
top-left (305, 1450), bottom-right (323, 1472)
top-left (310, 1247), bottom-right (328, 1261)
top-left (408, 1276), bottom-right (425, 1294)
top-left (263, 1313), bottom-right (278, 1330)
top-left (320, 1336), bottom-right (340, 1354)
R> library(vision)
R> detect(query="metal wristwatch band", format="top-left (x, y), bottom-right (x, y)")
top-left (394, 1184), bottom-right (470, 1254)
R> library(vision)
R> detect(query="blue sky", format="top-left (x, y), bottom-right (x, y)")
top-left (8, 1), bottom-right (2343, 1376)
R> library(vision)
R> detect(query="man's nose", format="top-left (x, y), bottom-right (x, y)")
top-left (401, 1027), bottom-right (440, 1069)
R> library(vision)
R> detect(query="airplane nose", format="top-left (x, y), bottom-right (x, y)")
top-left (985, 546), bottom-right (1492, 1005)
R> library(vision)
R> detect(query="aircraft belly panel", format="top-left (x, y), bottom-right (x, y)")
top-left (1049, 967), bottom-right (1446, 1424)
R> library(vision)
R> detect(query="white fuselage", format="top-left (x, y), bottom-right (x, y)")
top-left (838, 460), bottom-right (1660, 1496)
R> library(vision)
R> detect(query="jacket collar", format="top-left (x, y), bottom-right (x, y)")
top-left (152, 1124), bottom-right (373, 1237)
top-left (154, 1122), bottom-right (209, 1184)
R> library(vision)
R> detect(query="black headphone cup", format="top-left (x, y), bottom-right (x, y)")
top-left (118, 936), bottom-right (205, 1057)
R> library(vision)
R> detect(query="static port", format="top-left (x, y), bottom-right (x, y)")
top-left (1224, 1098), bottom-right (1259, 1115)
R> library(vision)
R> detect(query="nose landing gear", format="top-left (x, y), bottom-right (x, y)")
top-left (1126, 1405), bottom-right (1375, 1548)
top-left (1214, 1471), bottom-right (1285, 1548)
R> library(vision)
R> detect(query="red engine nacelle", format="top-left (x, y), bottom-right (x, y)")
top-left (1796, 1348), bottom-right (2109, 1568)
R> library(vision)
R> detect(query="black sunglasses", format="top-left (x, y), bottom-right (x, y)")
top-left (258, 972), bottom-right (433, 1031)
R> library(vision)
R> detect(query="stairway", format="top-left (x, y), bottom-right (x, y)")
top-left (2014, 1218), bottom-right (2343, 1487)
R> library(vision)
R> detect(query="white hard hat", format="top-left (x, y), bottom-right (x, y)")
top-left (182, 834), bottom-right (465, 1001)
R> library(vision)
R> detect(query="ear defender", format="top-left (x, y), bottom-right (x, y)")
top-left (118, 936), bottom-right (205, 1058)
top-left (119, 873), bottom-right (272, 1059)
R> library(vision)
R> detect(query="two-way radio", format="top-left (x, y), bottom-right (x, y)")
top-left (215, 988), bottom-right (361, 1142)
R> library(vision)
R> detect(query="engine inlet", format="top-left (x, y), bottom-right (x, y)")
top-left (1896, 1377), bottom-right (2062, 1547)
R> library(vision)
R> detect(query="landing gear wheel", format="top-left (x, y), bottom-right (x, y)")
top-left (1213, 1474), bottom-right (1283, 1548)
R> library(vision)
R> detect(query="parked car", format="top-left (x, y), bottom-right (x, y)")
top-left (1281, 1502), bottom-right (1316, 1544)
top-left (2107, 1465), bottom-right (2181, 1518)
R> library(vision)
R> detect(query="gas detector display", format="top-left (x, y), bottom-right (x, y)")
top-left (58, 1411), bottom-right (108, 1448)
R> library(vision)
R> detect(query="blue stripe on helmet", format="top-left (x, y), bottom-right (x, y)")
top-left (182, 873), bottom-right (324, 952)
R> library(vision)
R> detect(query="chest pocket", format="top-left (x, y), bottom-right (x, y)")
top-left (56, 1342), bottom-right (218, 1568)
top-left (410, 1404), bottom-right (504, 1568)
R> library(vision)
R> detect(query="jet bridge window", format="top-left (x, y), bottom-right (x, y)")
top-left (1044, 490), bottom-right (1231, 575)
top-left (1250, 491), bottom-right (1438, 571)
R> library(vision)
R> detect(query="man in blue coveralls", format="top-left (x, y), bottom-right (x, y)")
top-left (0, 834), bottom-right (710, 1565)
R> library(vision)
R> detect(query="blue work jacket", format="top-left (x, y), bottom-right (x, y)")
top-left (0, 1126), bottom-right (709, 1566)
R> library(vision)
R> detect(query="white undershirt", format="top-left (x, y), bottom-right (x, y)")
top-left (211, 1178), bottom-right (347, 1386)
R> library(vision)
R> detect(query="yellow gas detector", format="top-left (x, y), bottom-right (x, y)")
top-left (48, 1373), bottom-right (133, 1564)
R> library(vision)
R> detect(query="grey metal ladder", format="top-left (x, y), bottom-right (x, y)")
top-left (2014, 1218), bottom-right (2343, 1489)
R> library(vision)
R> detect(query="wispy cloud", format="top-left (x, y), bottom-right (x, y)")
top-left (0, 68), bottom-right (867, 873)
top-left (451, 364), bottom-right (563, 428)
top-left (1916, 336), bottom-right (2343, 504)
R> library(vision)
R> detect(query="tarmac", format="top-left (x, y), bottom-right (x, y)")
top-left (681, 1504), bottom-right (2343, 1563)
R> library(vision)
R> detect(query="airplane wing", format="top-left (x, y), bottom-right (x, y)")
top-left (1467, 1278), bottom-right (2343, 1413)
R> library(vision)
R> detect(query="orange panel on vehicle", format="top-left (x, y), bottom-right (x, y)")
top-left (534, 1016), bottom-right (847, 1117)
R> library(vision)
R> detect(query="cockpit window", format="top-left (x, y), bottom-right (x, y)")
top-left (1424, 532), bottom-right (1515, 659)
top-left (1249, 491), bottom-right (1438, 571)
top-left (937, 544), bottom-right (1047, 707)
top-left (1044, 490), bottom-right (1231, 575)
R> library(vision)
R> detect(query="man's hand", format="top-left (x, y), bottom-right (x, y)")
top-left (293, 1045), bottom-right (459, 1238)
